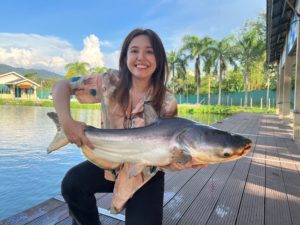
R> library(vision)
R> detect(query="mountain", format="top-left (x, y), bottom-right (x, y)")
top-left (0, 64), bottom-right (63, 79)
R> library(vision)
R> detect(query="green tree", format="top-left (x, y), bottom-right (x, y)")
top-left (24, 72), bottom-right (38, 79)
top-left (90, 66), bottom-right (107, 75)
top-left (210, 36), bottom-right (237, 105)
top-left (65, 62), bottom-right (90, 78)
top-left (223, 69), bottom-right (244, 92)
top-left (175, 54), bottom-right (189, 79)
top-left (167, 51), bottom-right (189, 93)
top-left (181, 36), bottom-right (214, 103)
top-left (167, 51), bottom-right (178, 80)
top-left (201, 42), bottom-right (218, 105)
top-left (235, 13), bottom-right (266, 106)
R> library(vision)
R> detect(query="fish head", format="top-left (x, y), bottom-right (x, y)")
top-left (178, 125), bottom-right (252, 164)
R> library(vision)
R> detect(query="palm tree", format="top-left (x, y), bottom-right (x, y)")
top-left (167, 51), bottom-right (178, 80)
top-left (236, 15), bottom-right (266, 106)
top-left (90, 66), bottom-right (107, 75)
top-left (167, 51), bottom-right (189, 93)
top-left (65, 62), bottom-right (90, 78)
top-left (175, 54), bottom-right (189, 79)
top-left (210, 36), bottom-right (237, 105)
top-left (181, 36), bottom-right (214, 104)
top-left (202, 47), bottom-right (217, 105)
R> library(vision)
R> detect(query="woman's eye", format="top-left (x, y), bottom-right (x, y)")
top-left (130, 49), bottom-right (138, 54)
top-left (147, 50), bottom-right (154, 54)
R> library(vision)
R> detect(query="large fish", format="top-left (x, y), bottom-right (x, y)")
top-left (47, 112), bottom-right (251, 176)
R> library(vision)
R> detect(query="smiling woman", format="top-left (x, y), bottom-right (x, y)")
top-left (51, 28), bottom-right (180, 225)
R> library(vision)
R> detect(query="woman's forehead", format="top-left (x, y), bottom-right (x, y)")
top-left (128, 35), bottom-right (152, 48)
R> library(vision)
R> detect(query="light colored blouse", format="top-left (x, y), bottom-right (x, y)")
top-left (69, 69), bottom-right (177, 213)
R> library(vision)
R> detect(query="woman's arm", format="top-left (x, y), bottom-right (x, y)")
top-left (52, 79), bottom-right (94, 149)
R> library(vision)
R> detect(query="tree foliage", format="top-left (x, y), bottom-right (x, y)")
top-left (65, 61), bottom-right (90, 78)
top-left (166, 12), bottom-right (268, 105)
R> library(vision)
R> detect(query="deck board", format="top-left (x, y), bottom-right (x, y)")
top-left (1, 112), bottom-right (300, 225)
top-left (236, 135), bottom-right (266, 225)
top-left (162, 165), bottom-right (218, 225)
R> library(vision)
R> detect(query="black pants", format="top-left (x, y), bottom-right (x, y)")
top-left (61, 161), bottom-right (165, 225)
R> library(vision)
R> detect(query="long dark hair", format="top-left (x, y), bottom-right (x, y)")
top-left (113, 28), bottom-right (169, 113)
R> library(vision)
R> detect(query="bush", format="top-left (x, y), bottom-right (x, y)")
top-left (178, 104), bottom-right (275, 114)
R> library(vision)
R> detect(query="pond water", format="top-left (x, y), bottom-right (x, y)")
top-left (0, 105), bottom-right (226, 220)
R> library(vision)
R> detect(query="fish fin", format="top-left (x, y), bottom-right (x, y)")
top-left (81, 145), bottom-right (121, 170)
top-left (47, 112), bottom-right (62, 131)
top-left (128, 163), bottom-right (146, 178)
top-left (47, 130), bottom-right (69, 153)
top-left (170, 147), bottom-right (192, 164)
top-left (169, 128), bottom-right (193, 164)
top-left (47, 112), bottom-right (69, 153)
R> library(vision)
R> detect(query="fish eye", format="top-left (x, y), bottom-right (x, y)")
top-left (224, 152), bottom-right (231, 157)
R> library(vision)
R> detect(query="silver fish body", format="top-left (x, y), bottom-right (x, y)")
top-left (47, 112), bottom-right (252, 174)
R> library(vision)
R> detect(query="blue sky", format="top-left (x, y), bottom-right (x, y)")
top-left (0, 0), bottom-right (265, 74)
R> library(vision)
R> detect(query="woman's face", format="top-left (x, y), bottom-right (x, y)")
top-left (126, 35), bottom-right (157, 83)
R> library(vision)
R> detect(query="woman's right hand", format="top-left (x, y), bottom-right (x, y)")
top-left (61, 118), bottom-right (95, 149)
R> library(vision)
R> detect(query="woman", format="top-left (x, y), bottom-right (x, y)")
top-left (52, 28), bottom-right (205, 225)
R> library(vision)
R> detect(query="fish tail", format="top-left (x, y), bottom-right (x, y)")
top-left (47, 112), bottom-right (69, 153)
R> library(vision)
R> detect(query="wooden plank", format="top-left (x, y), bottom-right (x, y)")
top-left (206, 148), bottom-right (253, 225)
top-left (28, 193), bottom-right (111, 225)
top-left (176, 162), bottom-right (237, 225)
top-left (163, 169), bottom-right (199, 204)
top-left (278, 138), bottom-right (300, 225)
top-left (265, 116), bottom-right (292, 225)
top-left (236, 118), bottom-right (266, 225)
top-left (55, 214), bottom-right (121, 225)
top-left (162, 165), bottom-right (219, 225)
top-left (25, 203), bottom-right (69, 225)
top-left (0, 198), bottom-right (64, 225)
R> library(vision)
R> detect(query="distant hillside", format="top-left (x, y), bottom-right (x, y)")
top-left (0, 64), bottom-right (63, 79)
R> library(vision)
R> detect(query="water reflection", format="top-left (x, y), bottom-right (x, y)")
top-left (0, 105), bottom-right (226, 220)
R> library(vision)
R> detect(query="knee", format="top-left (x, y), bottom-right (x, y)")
top-left (61, 167), bottom-right (81, 201)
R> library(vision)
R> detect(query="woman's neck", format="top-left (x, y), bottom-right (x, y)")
top-left (131, 79), bottom-right (151, 95)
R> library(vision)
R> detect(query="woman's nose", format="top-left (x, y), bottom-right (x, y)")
top-left (136, 51), bottom-right (145, 60)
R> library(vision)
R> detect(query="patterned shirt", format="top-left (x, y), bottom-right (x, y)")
top-left (69, 69), bottom-right (177, 213)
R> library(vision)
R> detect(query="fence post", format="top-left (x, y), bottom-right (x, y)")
top-left (260, 98), bottom-right (263, 109)
top-left (231, 98), bottom-right (232, 106)
top-left (250, 97), bottom-right (252, 108)
top-left (240, 98), bottom-right (242, 107)
top-left (268, 98), bottom-right (270, 110)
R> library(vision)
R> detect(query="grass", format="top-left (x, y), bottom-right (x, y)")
top-left (0, 99), bottom-right (101, 109)
top-left (0, 99), bottom-right (276, 114)
top-left (178, 104), bottom-right (276, 114)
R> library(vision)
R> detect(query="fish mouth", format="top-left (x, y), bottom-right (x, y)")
top-left (239, 144), bottom-right (252, 156)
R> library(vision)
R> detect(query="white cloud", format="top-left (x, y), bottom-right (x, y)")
top-left (0, 33), bottom-right (119, 75)
top-left (103, 50), bottom-right (120, 70)
top-left (80, 34), bottom-right (104, 68)
top-left (100, 40), bottom-right (113, 47)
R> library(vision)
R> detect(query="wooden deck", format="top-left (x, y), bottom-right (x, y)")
top-left (1, 112), bottom-right (300, 225)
